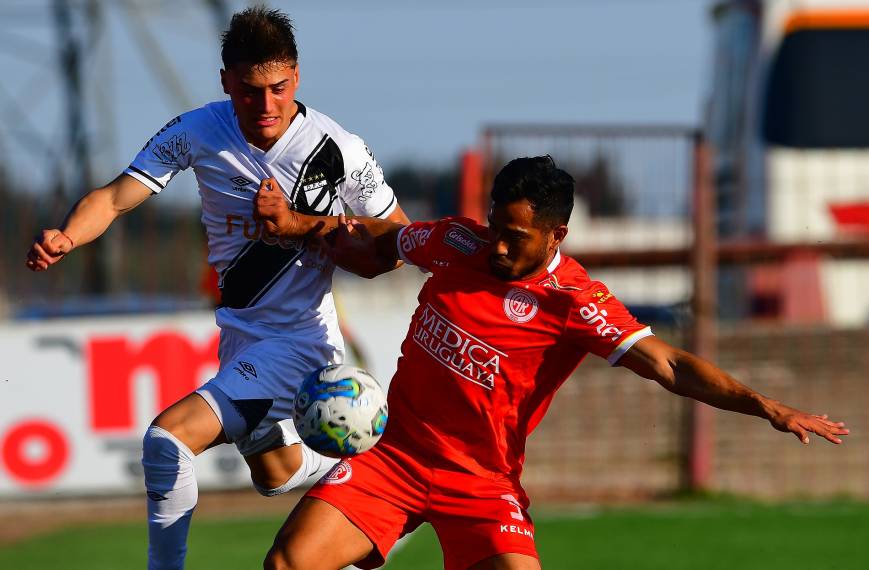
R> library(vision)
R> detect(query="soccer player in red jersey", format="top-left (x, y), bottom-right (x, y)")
top-left (257, 156), bottom-right (848, 570)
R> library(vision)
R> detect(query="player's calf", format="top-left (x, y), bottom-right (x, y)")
top-left (142, 425), bottom-right (198, 570)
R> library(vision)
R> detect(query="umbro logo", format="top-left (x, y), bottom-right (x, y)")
top-left (239, 361), bottom-right (257, 377)
top-left (147, 491), bottom-right (168, 502)
top-left (230, 176), bottom-right (253, 192)
top-left (233, 360), bottom-right (258, 381)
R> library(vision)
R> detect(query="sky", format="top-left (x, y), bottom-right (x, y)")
top-left (0, 0), bottom-right (713, 200)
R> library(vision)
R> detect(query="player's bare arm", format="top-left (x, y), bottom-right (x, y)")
top-left (618, 336), bottom-right (849, 445)
top-left (254, 176), bottom-right (408, 235)
top-left (253, 177), bottom-right (407, 277)
top-left (323, 214), bottom-right (405, 278)
top-left (26, 173), bottom-right (153, 272)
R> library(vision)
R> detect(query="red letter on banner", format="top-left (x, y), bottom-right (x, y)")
top-left (1, 420), bottom-right (69, 486)
top-left (88, 331), bottom-right (219, 432)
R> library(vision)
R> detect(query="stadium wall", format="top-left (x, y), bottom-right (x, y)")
top-left (523, 325), bottom-right (869, 501)
top-left (2, 282), bottom-right (866, 500)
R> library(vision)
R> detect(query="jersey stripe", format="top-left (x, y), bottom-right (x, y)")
top-left (606, 326), bottom-right (654, 365)
top-left (127, 165), bottom-right (166, 189)
top-left (373, 195), bottom-right (397, 218)
top-left (218, 241), bottom-right (305, 309)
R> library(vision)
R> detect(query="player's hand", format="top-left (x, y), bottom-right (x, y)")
top-left (767, 403), bottom-right (849, 445)
top-left (324, 214), bottom-right (379, 277)
top-left (26, 229), bottom-right (74, 272)
top-left (253, 177), bottom-right (300, 236)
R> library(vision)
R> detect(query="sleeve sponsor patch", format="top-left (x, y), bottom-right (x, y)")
top-left (150, 132), bottom-right (191, 165)
top-left (350, 162), bottom-right (378, 202)
top-left (443, 223), bottom-right (485, 255)
top-left (400, 225), bottom-right (432, 253)
top-left (140, 116), bottom-right (181, 151)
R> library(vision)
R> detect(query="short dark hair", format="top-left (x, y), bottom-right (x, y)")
top-left (490, 156), bottom-right (574, 228)
top-left (221, 6), bottom-right (298, 69)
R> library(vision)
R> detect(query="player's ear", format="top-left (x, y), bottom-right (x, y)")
top-left (550, 224), bottom-right (568, 250)
top-left (292, 63), bottom-right (300, 86)
top-left (220, 69), bottom-right (229, 95)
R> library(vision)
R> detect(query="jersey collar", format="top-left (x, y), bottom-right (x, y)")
top-left (546, 249), bottom-right (562, 274)
top-left (513, 249), bottom-right (562, 286)
top-left (246, 100), bottom-right (306, 164)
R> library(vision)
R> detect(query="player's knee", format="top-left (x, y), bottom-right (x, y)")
top-left (252, 469), bottom-right (300, 496)
top-left (142, 425), bottom-right (193, 469)
top-left (250, 443), bottom-right (323, 496)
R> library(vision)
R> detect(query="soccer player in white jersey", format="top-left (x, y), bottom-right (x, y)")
top-left (25, 7), bottom-right (409, 570)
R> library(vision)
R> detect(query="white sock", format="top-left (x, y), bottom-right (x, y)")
top-left (142, 425), bottom-right (198, 570)
top-left (253, 444), bottom-right (339, 496)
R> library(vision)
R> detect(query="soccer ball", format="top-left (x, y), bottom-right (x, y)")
top-left (293, 364), bottom-right (388, 458)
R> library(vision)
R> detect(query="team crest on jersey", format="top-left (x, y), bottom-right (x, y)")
top-left (320, 460), bottom-right (352, 485)
top-left (299, 171), bottom-right (336, 212)
top-left (443, 224), bottom-right (484, 255)
top-left (503, 287), bottom-right (539, 323)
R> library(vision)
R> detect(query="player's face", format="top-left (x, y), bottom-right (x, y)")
top-left (488, 199), bottom-right (567, 281)
top-left (221, 61), bottom-right (300, 151)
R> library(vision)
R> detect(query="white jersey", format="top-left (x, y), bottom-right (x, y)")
top-left (125, 100), bottom-right (398, 339)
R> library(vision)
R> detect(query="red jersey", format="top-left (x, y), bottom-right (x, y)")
top-left (382, 217), bottom-right (652, 480)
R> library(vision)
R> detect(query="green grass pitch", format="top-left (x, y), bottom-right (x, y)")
top-left (1, 499), bottom-right (866, 569)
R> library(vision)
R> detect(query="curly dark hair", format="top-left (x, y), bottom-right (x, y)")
top-left (221, 6), bottom-right (298, 69)
top-left (491, 156), bottom-right (575, 228)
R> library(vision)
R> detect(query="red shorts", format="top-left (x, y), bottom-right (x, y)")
top-left (306, 442), bottom-right (538, 569)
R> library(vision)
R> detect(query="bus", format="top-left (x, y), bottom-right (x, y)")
top-left (707, 0), bottom-right (869, 325)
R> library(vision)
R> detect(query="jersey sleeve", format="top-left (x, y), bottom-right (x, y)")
top-left (396, 220), bottom-right (440, 272)
top-left (566, 282), bottom-right (653, 365)
top-left (124, 114), bottom-right (195, 193)
top-left (337, 135), bottom-right (397, 218)
top-left (396, 217), bottom-right (487, 273)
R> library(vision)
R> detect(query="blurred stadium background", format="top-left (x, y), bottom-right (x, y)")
top-left (2, 0), bottom-right (868, 568)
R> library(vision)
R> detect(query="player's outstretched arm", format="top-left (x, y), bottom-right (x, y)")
top-left (26, 174), bottom-right (153, 271)
top-left (617, 336), bottom-right (849, 445)
top-left (325, 214), bottom-right (405, 278)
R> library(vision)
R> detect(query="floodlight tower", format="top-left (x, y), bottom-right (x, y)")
top-left (48, 0), bottom-right (229, 296)
top-left (53, 0), bottom-right (105, 293)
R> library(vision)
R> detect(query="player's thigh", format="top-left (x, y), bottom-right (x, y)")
top-left (204, 335), bottom-right (334, 457)
top-left (265, 497), bottom-right (373, 570)
top-left (151, 392), bottom-right (228, 455)
top-left (467, 553), bottom-right (542, 570)
top-left (244, 441), bottom-right (303, 489)
top-left (430, 474), bottom-right (538, 570)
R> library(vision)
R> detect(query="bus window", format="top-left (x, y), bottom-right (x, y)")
top-left (763, 26), bottom-right (869, 148)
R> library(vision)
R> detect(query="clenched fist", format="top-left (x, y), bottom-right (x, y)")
top-left (253, 177), bottom-right (298, 236)
top-left (26, 229), bottom-right (74, 271)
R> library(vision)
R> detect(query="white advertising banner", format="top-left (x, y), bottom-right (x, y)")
top-left (0, 312), bottom-right (253, 497)
top-left (0, 273), bottom-right (421, 497)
